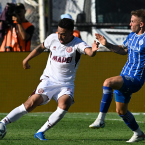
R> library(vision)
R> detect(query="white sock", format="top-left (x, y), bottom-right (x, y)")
top-left (1, 104), bottom-right (28, 125)
top-left (97, 112), bottom-right (106, 121)
top-left (133, 127), bottom-right (143, 136)
top-left (37, 107), bottom-right (67, 133)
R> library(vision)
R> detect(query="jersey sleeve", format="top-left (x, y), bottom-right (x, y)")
top-left (123, 32), bottom-right (134, 48)
top-left (44, 34), bottom-right (55, 50)
top-left (77, 41), bottom-right (91, 54)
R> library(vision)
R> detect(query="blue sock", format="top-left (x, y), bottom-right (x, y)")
top-left (119, 110), bottom-right (139, 131)
top-left (100, 86), bottom-right (113, 113)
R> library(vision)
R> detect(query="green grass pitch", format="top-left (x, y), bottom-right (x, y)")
top-left (0, 112), bottom-right (145, 145)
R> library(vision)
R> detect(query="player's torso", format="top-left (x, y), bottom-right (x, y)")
top-left (44, 36), bottom-right (82, 83)
top-left (121, 33), bottom-right (145, 80)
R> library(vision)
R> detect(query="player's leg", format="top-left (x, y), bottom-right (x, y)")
top-left (116, 101), bottom-right (145, 143)
top-left (1, 94), bottom-right (43, 125)
top-left (37, 94), bottom-right (72, 132)
top-left (115, 76), bottom-right (145, 142)
top-left (34, 94), bottom-right (72, 140)
top-left (89, 75), bottom-right (123, 129)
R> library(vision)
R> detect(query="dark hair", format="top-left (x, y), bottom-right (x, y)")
top-left (16, 3), bottom-right (25, 10)
top-left (58, 18), bottom-right (74, 31)
top-left (131, 9), bottom-right (145, 23)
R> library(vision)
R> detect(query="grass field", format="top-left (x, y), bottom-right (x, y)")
top-left (0, 112), bottom-right (145, 145)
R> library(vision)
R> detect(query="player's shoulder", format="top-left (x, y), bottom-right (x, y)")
top-left (45, 33), bottom-right (58, 41)
top-left (72, 36), bottom-right (84, 44)
top-left (125, 32), bottom-right (135, 40)
top-left (128, 32), bottom-right (135, 37)
top-left (70, 37), bottom-right (90, 50)
top-left (47, 33), bottom-right (58, 39)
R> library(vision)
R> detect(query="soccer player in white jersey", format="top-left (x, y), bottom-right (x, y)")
top-left (0, 18), bottom-right (99, 140)
top-left (89, 9), bottom-right (145, 143)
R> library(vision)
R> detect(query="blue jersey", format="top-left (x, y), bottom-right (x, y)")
top-left (121, 32), bottom-right (145, 81)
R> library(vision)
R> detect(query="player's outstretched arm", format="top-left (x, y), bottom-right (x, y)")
top-left (95, 33), bottom-right (128, 55)
top-left (23, 43), bottom-right (46, 69)
top-left (85, 40), bottom-right (100, 57)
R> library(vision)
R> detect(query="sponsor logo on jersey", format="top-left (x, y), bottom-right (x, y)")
top-left (66, 47), bottom-right (73, 53)
top-left (38, 88), bottom-right (44, 94)
top-left (52, 56), bottom-right (72, 63)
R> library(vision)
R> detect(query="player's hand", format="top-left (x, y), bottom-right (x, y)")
top-left (12, 14), bottom-right (21, 24)
top-left (92, 40), bottom-right (100, 51)
top-left (23, 59), bottom-right (30, 69)
top-left (95, 33), bottom-right (107, 46)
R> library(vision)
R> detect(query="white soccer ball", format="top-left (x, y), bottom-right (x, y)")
top-left (0, 122), bottom-right (7, 139)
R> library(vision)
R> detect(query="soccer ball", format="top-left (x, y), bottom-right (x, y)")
top-left (0, 122), bottom-right (7, 139)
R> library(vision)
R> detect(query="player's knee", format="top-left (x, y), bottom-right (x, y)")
top-left (24, 102), bottom-right (33, 112)
top-left (58, 103), bottom-right (71, 111)
top-left (58, 95), bottom-right (72, 111)
top-left (116, 108), bottom-right (126, 115)
top-left (116, 108), bottom-right (120, 115)
top-left (103, 78), bottom-right (112, 87)
top-left (24, 95), bottom-right (41, 112)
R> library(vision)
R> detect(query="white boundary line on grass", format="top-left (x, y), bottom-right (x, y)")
top-left (26, 113), bottom-right (145, 124)
top-left (105, 118), bottom-right (144, 123)
top-left (0, 113), bottom-right (144, 123)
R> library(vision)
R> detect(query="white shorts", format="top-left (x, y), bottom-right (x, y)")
top-left (31, 77), bottom-right (74, 105)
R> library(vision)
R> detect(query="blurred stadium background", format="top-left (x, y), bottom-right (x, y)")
top-left (0, 0), bottom-right (145, 113)
top-left (1, 0), bottom-right (145, 50)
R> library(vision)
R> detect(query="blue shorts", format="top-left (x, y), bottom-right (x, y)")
top-left (114, 75), bottom-right (144, 103)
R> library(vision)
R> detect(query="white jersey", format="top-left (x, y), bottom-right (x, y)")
top-left (40, 33), bottom-right (91, 85)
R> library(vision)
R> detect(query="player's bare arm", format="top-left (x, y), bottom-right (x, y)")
top-left (95, 33), bottom-right (128, 55)
top-left (85, 40), bottom-right (100, 57)
top-left (23, 43), bottom-right (46, 69)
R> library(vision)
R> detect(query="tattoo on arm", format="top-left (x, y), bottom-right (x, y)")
top-left (105, 43), bottom-right (128, 55)
top-left (35, 44), bottom-right (45, 53)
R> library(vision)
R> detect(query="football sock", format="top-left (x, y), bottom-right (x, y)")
top-left (133, 127), bottom-right (143, 136)
top-left (100, 86), bottom-right (113, 113)
top-left (37, 107), bottom-right (67, 133)
top-left (119, 110), bottom-right (139, 132)
top-left (97, 112), bottom-right (106, 121)
top-left (1, 104), bottom-right (28, 125)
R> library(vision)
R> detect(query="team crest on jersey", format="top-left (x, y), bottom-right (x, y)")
top-left (38, 88), bottom-right (44, 94)
top-left (139, 39), bottom-right (143, 45)
top-left (66, 47), bottom-right (73, 53)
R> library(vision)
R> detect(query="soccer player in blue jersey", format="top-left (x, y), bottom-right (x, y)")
top-left (89, 9), bottom-right (145, 143)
